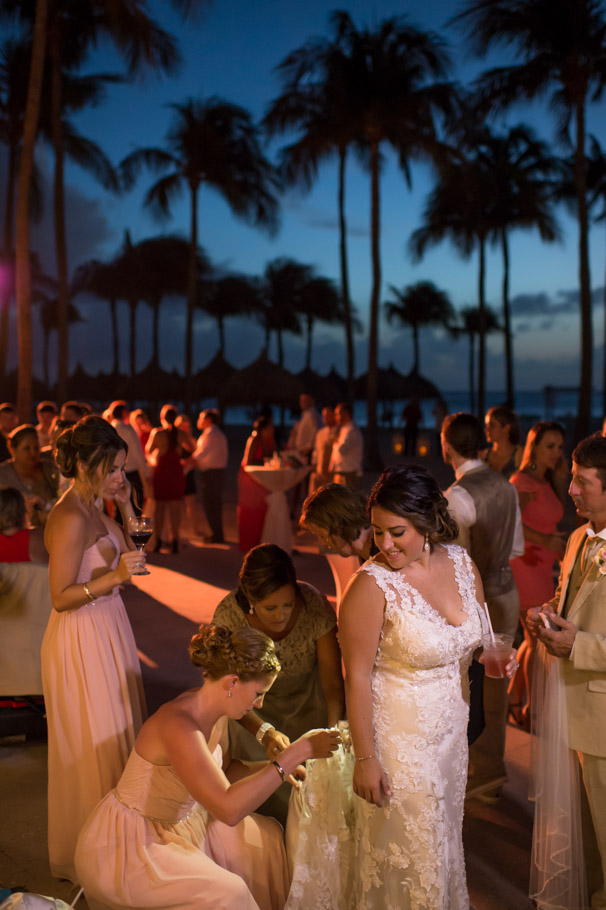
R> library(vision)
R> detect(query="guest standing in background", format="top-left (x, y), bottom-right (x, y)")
top-left (308, 406), bottom-right (338, 493)
top-left (329, 402), bottom-right (363, 487)
top-left (238, 416), bottom-right (276, 553)
top-left (146, 405), bottom-right (192, 553)
top-left (288, 393), bottom-right (319, 463)
top-left (108, 402), bottom-right (151, 517)
top-left (442, 412), bottom-right (524, 803)
top-left (508, 421), bottom-right (567, 729)
top-left (483, 406), bottom-right (523, 478)
top-left (0, 402), bottom-right (18, 462)
top-left (0, 425), bottom-right (60, 527)
top-left (0, 487), bottom-right (48, 563)
top-left (194, 409), bottom-right (228, 545)
top-left (35, 401), bottom-right (58, 449)
top-left (41, 416), bottom-right (146, 882)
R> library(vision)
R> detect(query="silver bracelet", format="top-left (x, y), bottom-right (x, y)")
top-left (272, 760), bottom-right (285, 782)
top-left (256, 722), bottom-right (275, 744)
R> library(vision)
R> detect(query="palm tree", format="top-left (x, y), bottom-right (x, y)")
top-left (259, 258), bottom-right (305, 367)
top-left (451, 305), bottom-right (502, 412)
top-left (36, 294), bottom-right (83, 389)
top-left (327, 11), bottom-right (457, 469)
top-left (410, 151), bottom-right (494, 416)
top-left (295, 274), bottom-right (344, 369)
top-left (384, 281), bottom-right (455, 373)
top-left (0, 0), bottom-right (188, 419)
top-left (585, 138), bottom-right (606, 413)
top-left (264, 28), bottom-right (359, 399)
top-left (73, 256), bottom-right (122, 376)
top-left (452, 0), bottom-right (606, 439)
top-left (121, 97), bottom-right (280, 403)
top-left (199, 274), bottom-right (264, 355)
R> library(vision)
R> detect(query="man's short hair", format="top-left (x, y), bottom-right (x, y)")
top-left (573, 433), bottom-right (606, 489)
top-left (0, 402), bottom-right (15, 414)
top-left (200, 408), bottom-right (220, 426)
top-left (110, 403), bottom-right (127, 422)
top-left (36, 400), bottom-right (57, 416)
top-left (336, 401), bottom-right (353, 420)
top-left (442, 412), bottom-right (485, 460)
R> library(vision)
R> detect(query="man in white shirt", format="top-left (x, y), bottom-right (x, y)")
top-left (289, 393), bottom-right (320, 463)
top-left (309, 406), bottom-right (338, 493)
top-left (441, 411), bottom-right (524, 802)
top-left (330, 402), bottom-right (363, 487)
top-left (194, 409), bottom-right (228, 544)
top-left (109, 401), bottom-right (151, 515)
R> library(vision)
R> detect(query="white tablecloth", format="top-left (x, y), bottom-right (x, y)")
top-left (244, 465), bottom-right (311, 553)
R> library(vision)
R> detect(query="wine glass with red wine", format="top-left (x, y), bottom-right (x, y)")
top-left (127, 516), bottom-right (154, 576)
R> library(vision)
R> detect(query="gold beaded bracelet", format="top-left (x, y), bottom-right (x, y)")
top-left (355, 754), bottom-right (376, 762)
top-left (83, 583), bottom-right (95, 603)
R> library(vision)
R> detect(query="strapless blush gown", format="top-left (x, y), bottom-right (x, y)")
top-left (41, 527), bottom-right (146, 882)
top-left (74, 745), bottom-right (290, 910)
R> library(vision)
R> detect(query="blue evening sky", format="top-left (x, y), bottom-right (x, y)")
top-left (9, 0), bottom-right (606, 392)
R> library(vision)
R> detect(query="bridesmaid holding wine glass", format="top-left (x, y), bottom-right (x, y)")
top-left (41, 416), bottom-right (147, 883)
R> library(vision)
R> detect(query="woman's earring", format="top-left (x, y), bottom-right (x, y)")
top-left (424, 534), bottom-right (429, 552)
top-left (249, 604), bottom-right (254, 615)
top-left (228, 690), bottom-right (232, 698)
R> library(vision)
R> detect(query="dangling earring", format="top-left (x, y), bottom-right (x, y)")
top-left (249, 603), bottom-right (254, 615)
top-left (424, 534), bottom-right (429, 552)
top-left (228, 690), bottom-right (232, 698)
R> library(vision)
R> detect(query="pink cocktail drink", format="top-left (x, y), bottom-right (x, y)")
top-left (481, 633), bottom-right (514, 679)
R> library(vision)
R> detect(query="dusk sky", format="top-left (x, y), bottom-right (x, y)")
top-left (6, 0), bottom-right (606, 395)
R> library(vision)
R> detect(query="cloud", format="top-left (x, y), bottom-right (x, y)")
top-left (511, 287), bottom-right (606, 318)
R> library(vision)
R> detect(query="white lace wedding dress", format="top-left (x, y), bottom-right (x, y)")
top-left (286, 544), bottom-right (485, 910)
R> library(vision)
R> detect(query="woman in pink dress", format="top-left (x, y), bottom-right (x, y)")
top-left (41, 416), bottom-right (147, 882)
top-left (508, 421), bottom-right (567, 728)
top-left (75, 623), bottom-right (341, 910)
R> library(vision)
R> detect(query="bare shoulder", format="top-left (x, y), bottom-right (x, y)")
top-left (45, 493), bottom-right (87, 544)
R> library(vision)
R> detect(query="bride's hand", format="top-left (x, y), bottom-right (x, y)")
top-left (353, 756), bottom-right (392, 807)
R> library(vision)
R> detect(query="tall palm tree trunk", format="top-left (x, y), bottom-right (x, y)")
top-left (477, 236), bottom-right (487, 418)
top-left (277, 329), bottom-right (284, 367)
top-left (129, 300), bottom-right (137, 378)
top-left (15, 0), bottom-right (48, 421)
top-left (109, 298), bottom-right (119, 376)
top-left (185, 184), bottom-right (199, 411)
top-left (151, 300), bottom-right (160, 366)
top-left (366, 142), bottom-right (382, 471)
top-left (501, 228), bottom-right (514, 408)
top-left (0, 145), bottom-right (16, 380)
top-left (217, 315), bottom-right (225, 355)
top-left (50, 31), bottom-right (69, 403)
top-left (305, 314), bottom-right (313, 369)
top-left (412, 324), bottom-right (420, 373)
top-left (468, 333), bottom-right (475, 412)
top-left (338, 146), bottom-right (355, 401)
top-left (574, 99), bottom-right (593, 442)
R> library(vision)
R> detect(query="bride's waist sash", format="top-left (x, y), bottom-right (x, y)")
top-left (112, 786), bottom-right (197, 825)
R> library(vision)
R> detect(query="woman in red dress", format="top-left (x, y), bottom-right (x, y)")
top-left (238, 416), bottom-right (276, 553)
top-left (146, 405), bottom-right (193, 553)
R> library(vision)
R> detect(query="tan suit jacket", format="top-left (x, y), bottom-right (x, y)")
top-left (549, 523), bottom-right (606, 756)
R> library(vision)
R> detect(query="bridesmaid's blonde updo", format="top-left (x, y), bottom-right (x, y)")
top-left (55, 415), bottom-right (127, 496)
top-left (368, 463), bottom-right (458, 551)
top-left (189, 623), bottom-right (281, 681)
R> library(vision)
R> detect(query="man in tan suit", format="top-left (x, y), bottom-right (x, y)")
top-left (529, 434), bottom-right (606, 907)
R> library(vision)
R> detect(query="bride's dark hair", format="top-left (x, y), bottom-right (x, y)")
top-left (368, 464), bottom-right (458, 550)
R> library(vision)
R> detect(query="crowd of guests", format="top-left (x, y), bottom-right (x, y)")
top-left (2, 392), bottom-right (606, 910)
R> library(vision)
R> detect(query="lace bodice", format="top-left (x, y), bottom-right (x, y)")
top-left (360, 543), bottom-right (485, 678)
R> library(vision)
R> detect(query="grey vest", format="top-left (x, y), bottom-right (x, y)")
top-left (455, 465), bottom-right (517, 598)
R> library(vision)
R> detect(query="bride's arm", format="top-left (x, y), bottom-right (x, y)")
top-left (339, 572), bottom-right (392, 807)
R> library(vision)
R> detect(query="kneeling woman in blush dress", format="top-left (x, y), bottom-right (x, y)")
top-left (75, 624), bottom-right (341, 910)
top-left (41, 416), bottom-right (147, 882)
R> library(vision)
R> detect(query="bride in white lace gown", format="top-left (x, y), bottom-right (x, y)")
top-left (340, 464), bottom-right (490, 910)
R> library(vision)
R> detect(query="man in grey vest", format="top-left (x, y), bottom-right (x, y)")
top-left (441, 412), bottom-right (524, 802)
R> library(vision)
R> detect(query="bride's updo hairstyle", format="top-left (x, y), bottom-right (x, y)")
top-left (368, 463), bottom-right (458, 551)
top-left (55, 415), bottom-right (127, 495)
top-left (189, 623), bottom-right (281, 681)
